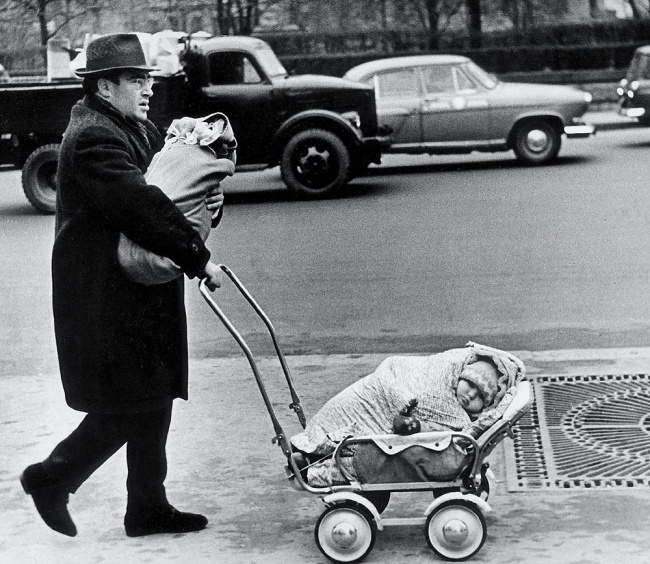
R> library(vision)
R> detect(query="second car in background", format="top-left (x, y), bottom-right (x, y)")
top-left (344, 55), bottom-right (594, 165)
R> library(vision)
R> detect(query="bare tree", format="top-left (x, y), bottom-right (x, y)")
top-left (466, 0), bottom-right (481, 47)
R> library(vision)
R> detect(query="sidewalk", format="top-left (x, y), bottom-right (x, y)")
top-left (2, 347), bottom-right (650, 564)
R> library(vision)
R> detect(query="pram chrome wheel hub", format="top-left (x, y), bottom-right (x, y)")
top-left (425, 499), bottom-right (487, 561)
top-left (442, 519), bottom-right (469, 544)
top-left (315, 503), bottom-right (376, 563)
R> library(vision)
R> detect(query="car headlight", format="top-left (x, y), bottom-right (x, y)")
top-left (631, 80), bottom-right (640, 91)
top-left (616, 87), bottom-right (625, 96)
top-left (584, 92), bottom-right (592, 103)
top-left (341, 111), bottom-right (361, 129)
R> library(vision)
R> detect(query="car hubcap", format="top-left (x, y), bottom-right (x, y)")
top-left (526, 129), bottom-right (550, 153)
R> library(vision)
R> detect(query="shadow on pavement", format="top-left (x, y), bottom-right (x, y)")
top-left (224, 181), bottom-right (392, 205)
top-left (363, 155), bottom-right (593, 177)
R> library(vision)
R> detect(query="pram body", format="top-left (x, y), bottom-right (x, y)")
top-left (200, 268), bottom-right (532, 563)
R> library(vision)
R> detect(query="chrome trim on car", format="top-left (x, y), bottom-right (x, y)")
top-left (619, 106), bottom-right (646, 118)
top-left (564, 124), bottom-right (595, 137)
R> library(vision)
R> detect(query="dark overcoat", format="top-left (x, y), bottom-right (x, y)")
top-left (53, 95), bottom-right (211, 413)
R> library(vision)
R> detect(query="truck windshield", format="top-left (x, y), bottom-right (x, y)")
top-left (255, 47), bottom-right (288, 79)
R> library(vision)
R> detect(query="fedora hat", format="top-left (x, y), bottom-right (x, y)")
top-left (75, 33), bottom-right (156, 76)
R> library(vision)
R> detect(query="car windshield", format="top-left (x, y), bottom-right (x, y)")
top-left (465, 61), bottom-right (499, 89)
top-left (254, 46), bottom-right (288, 79)
top-left (627, 52), bottom-right (650, 81)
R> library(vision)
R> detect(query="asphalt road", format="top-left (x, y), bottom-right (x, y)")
top-left (3, 127), bottom-right (650, 564)
top-left (1, 126), bottom-right (650, 377)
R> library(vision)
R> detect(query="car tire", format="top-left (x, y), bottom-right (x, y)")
top-left (512, 120), bottom-right (561, 165)
top-left (22, 143), bottom-right (59, 214)
top-left (281, 128), bottom-right (352, 199)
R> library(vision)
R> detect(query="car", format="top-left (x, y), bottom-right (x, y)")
top-left (617, 45), bottom-right (650, 126)
top-left (343, 54), bottom-right (594, 165)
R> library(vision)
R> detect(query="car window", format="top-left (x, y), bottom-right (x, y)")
top-left (422, 65), bottom-right (455, 94)
top-left (208, 52), bottom-right (262, 85)
top-left (375, 69), bottom-right (419, 99)
top-left (453, 67), bottom-right (477, 92)
top-left (465, 61), bottom-right (499, 89)
top-left (628, 52), bottom-right (650, 81)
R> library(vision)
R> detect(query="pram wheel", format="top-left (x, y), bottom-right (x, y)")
top-left (424, 499), bottom-right (487, 561)
top-left (315, 502), bottom-right (376, 563)
top-left (360, 491), bottom-right (390, 514)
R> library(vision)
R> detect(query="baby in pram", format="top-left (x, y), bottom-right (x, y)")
top-left (290, 342), bottom-right (525, 486)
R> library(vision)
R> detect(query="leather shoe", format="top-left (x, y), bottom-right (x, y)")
top-left (20, 463), bottom-right (77, 537)
top-left (124, 504), bottom-right (208, 537)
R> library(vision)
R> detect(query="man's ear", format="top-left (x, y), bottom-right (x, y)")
top-left (96, 77), bottom-right (112, 100)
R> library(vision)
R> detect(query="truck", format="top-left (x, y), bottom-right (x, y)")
top-left (0, 35), bottom-right (390, 213)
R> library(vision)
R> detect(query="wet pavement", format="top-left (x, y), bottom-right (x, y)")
top-left (3, 347), bottom-right (650, 564)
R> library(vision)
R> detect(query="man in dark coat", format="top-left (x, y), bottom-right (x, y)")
top-left (20, 33), bottom-right (223, 538)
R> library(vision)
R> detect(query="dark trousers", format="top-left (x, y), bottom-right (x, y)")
top-left (42, 404), bottom-right (172, 509)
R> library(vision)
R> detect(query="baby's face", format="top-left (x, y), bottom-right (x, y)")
top-left (456, 360), bottom-right (500, 414)
top-left (456, 379), bottom-right (484, 414)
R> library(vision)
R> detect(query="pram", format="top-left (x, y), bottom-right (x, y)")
top-left (200, 267), bottom-right (532, 563)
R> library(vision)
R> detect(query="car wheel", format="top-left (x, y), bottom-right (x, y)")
top-left (281, 128), bottom-right (352, 199)
top-left (22, 143), bottom-right (59, 214)
top-left (512, 120), bottom-right (561, 165)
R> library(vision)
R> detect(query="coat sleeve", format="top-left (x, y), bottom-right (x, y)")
top-left (72, 123), bottom-right (210, 278)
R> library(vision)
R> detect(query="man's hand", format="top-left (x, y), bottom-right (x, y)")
top-left (206, 183), bottom-right (224, 221)
top-left (202, 261), bottom-right (223, 291)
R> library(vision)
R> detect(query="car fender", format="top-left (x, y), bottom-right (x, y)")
top-left (269, 109), bottom-right (363, 165)
top-left (505, 112), bottom-right (565, 145)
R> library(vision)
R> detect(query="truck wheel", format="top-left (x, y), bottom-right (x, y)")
top-left (512, 120), bottom-right (561, 165)
top-left (22, 144), bottom-right (59, 214)
top-left (281, 129), bottom-right (351, 199)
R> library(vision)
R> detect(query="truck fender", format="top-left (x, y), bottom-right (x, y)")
top-left (269, 109), bottom-right (363, 165)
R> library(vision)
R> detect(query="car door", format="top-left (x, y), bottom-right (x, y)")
top-left (370, 68), bottom-right (422, 145)
top-left (197, 51), bottom-right (274, 165)
top-left (420, 64), bottom-right (490, 144)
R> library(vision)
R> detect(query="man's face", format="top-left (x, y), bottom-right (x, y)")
top-left (101, 71), bottom-right (154, 122)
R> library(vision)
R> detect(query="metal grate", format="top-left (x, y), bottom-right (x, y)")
top-left (504, 374), bottom-right (650, 490)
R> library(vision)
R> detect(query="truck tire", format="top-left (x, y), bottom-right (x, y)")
top-left (281, 128), bottom-right (351, 199)
top-left (22, 143), bottom-right (60, 214)
top-left (512, 120), bottom-right (561, 165)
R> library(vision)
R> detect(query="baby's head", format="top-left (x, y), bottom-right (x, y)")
top-left (456, 357), bottom-right (501, 415)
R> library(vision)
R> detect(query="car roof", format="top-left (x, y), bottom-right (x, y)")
top-left (199, 35), bottom-right (271, 54)
top-left (635, 45), bottom-right (650, 56)
top-left (344, 54), bottom-right (471, 81)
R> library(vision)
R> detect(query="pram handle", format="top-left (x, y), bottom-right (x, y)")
top-left (199, 266), bottom-right (306, 457)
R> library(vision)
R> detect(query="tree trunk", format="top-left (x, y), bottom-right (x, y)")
top-left (425, 0), bottom-right (440, 50)
top-left (467, 0), bottom-right (482, 49)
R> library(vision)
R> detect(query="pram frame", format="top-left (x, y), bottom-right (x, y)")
top-left (199, 268), bottom-right (532, 562)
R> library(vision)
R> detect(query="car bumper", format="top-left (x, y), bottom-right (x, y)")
top-left (618, 105), bottom-right (646, 119)
top-left (564, 120), bottom-right (595, 138)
